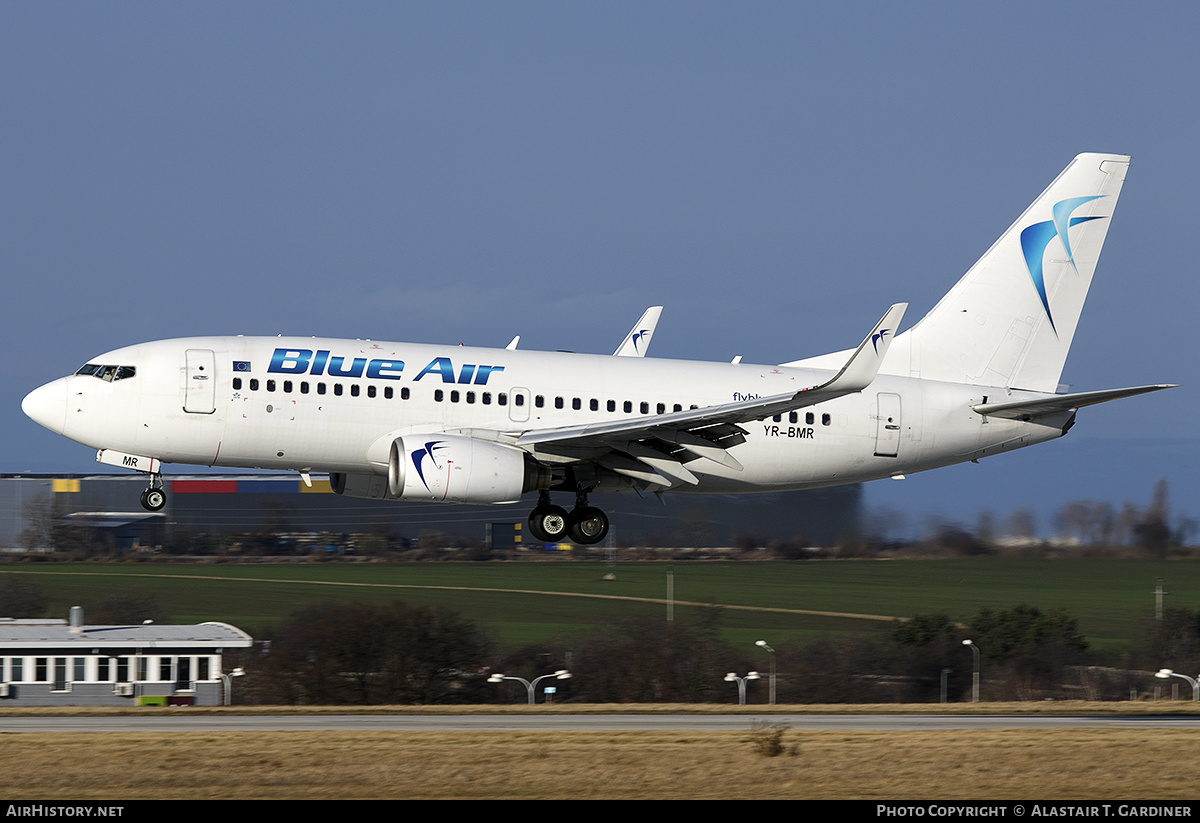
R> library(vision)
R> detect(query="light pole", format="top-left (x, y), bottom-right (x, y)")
top-left (218, 667), bottom-right (245, 706)
top-left (724, 671), bottom-right (759, 705)
top-left (963, 639), bottom-right (980, 703)
top-left (1156, 669), bottom-right (1200, 701)
top-left (755, 640), bottom-right (776, 705)
top-left (488, 669), bottom-right (572, 705)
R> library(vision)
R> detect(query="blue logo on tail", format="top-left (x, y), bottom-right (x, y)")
top-left (871, 328), bottom-right (892, 355)
top-left (1020, 196), bottom-right (1107, 333)
top-left (631, 329), bottom-right (651, 354)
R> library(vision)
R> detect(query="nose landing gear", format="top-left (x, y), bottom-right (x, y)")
top-left (139, 474), bottom-right (166, 512)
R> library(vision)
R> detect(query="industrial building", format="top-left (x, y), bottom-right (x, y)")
top-left (0, 607), bottom-right (252, 706)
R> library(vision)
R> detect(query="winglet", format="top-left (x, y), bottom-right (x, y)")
top-left (810, 303), bottom-right (907, 395)
top-left (613, 306), bottom-right (663, 357)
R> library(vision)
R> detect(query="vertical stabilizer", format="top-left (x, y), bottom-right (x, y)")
top-left (901, 153), bottom-right (1129, 391)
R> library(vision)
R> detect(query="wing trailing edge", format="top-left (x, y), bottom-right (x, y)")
top-left (512, 303), bottom-right (907, 486)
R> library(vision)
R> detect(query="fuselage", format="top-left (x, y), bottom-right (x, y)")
top-left (22, 334), bottom-right (1071, 496)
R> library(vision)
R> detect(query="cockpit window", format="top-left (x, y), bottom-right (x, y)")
top-left (76, 364), bottom-right (136, 382)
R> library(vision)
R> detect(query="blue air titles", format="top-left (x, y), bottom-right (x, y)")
top-left (267, 348), bottom-right (504, 385)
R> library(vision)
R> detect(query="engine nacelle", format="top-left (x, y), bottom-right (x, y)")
top-left (388, 434), bottom-right (539, 504)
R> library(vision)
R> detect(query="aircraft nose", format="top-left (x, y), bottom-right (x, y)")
top-left (22, 378), bottom-right (68, 435)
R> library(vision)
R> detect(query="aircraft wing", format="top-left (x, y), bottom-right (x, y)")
top-left (613, 306), bottom-right (663, 357)
top-left (972, 384), bottom-right (1176, 419)
top-left (508, 304), bottom-right (907, 486)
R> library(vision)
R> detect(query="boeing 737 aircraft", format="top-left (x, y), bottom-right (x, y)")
top-left (22, 153), bottom-right (1173, 544)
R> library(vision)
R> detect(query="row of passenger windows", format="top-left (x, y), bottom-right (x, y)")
top-left (1, 655), bottom-right (215, 685)
top-left (231, 377), bottom-right (833, 423)
top-left (234, 377), bottom-right (408, 400)
top-left (773, 411), bottom-right (832, 426)
top-left (232, 378), bottom-right (703, 415)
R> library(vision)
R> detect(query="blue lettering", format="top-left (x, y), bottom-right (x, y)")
top-left (311, 350), bottom-right (329, 376)
top-left (474, 365), bottom-right (505, 385)
top-left (266, 349), bottom-right (499, 384)
top-left (268, 349), bottom-right (313, 374)
top-left (366, 360), bottom-right (405, 379)
top-left (327, 356), bottom-right (367, 378)
top-left (414, 357), bottom-right (456, 383)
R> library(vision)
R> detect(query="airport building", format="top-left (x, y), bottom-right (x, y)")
top-left (0, 607), bottom-right (252, 707)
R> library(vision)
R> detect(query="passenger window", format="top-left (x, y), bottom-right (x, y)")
top-left (624, 401), bottom-right (632, 413)
top-left (535, 396), bottom-right (544, 408)
top-left (806, 412), bottom-right (814, 425)
top-left (554, 397), bottom-right (564, 409)
top-left (450, 390), bottom-right (460, 403)
top-left (657, 403), bottom-right (665, 414)
top-left (640, 402), bottom-right (649, 414)
top-left (499, 393), bottom-right (508, 406)
top-left (301, 382), bottom-right (310, 394)
top-left (266, 380), bottom-right (276, 392)
top-left (673, 404), bottom-right (682, 412)
top-left (318, 383), bottom-right (327, 395)
top-left (590, 399), bottom-right (599, 411)
top-left (572, 398), bottom-right (581, 411)
top-left (351, 385), bottom-right (360, 397)
top-left (482, 392), bottom-right (491, 405)
top-left (822, 413), bottom-right (831, 426)
top-left (607, 400), bottom-right (616, 412)
top-left (466, 391), bottom-right (475, 404)
top-left (284, 381), bottom-right (293, 393)
top-left (250, 379), bottom-right (259, 391)
top-left (334, 384), bottom-right (343, 396)
top-left (435, 389), bottom-right (444, 402)
top-left (233, 378), bottom-right (242, 390)
top-left (401, 387), bottom-right (410, 400)
top-left (385, 387), bottom-right (394, 399)
top-left (367, 385), bottom-right (376, 398)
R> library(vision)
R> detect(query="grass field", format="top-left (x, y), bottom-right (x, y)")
top-left (3, 557), bottom-right (1197, 651)
top-left (4, 724), bottom-right (1199, 799)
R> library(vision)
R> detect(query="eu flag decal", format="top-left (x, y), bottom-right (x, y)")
top-left (233, 361), bottom-right (252, 372)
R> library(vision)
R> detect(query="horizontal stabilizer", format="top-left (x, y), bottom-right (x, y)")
top-left (972, 384), bottom-right (1176, 419)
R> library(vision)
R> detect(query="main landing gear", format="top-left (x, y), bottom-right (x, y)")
top-left (140, 474), bottom-right (166, 512)
top-left (528, 490), bottom-right (609, 545)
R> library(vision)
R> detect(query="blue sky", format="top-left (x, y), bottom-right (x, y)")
top-left (2, 3), bottom-right (1194, 536)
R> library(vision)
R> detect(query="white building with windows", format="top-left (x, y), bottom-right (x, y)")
top-left (0, 607), bottom-right (252, 706)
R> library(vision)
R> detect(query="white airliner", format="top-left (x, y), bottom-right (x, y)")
top-left (22, 153), bottom-right (1173, 544)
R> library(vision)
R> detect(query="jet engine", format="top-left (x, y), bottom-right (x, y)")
top-left (332, 435), bottom-right (543, 504)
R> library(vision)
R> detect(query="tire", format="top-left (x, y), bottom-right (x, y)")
top-left (141, 488), bottom-right (166, 512)
top-left (567, 506), bottom-right (609, 545)
top-left (528, 505), bottom-right (569, 542)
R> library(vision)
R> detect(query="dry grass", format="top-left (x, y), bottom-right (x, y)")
top-left (4, 726), bottom-right (1200, 799)
top-left (3, 700), bottom-right (1199, 716)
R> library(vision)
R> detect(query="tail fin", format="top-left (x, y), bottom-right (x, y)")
top-left (899, 153), bottom-right (1130, 392)
top-left (613, 306), bottom-right (663, 357)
